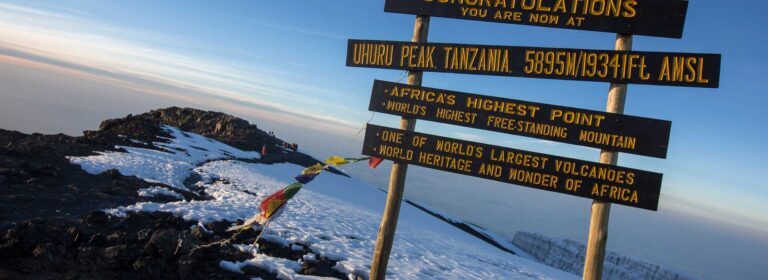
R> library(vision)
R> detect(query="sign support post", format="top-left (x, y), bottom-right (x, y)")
top-left (583, 34), bottom-right (633, 280)
top-left (369, 15), bottom-right (430, 280)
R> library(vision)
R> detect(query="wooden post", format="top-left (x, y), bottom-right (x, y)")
top-left (369, 15), bottom-right (430, 280)
top-left (582, 34), bottom-right (633, 280)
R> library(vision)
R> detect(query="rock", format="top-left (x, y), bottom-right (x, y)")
top-left (0, 168), bottom-right (27, 178)
top-left (191, 225), bottom-right (211, 240)
top-left (85, 211), bottom-right (109, 225)
top-left (87, 233), bottom-right (105, 246)
top-left (158, 214), bottom-right (191, 231)
top-left (144, 229), bottom-right (179, 259)
top-left (0, 267), bottom-right (24, 280)
top-left (136, 229), bottom-right (153, 242)
top-left (219, 244), bottom-right (252, 262)
top-left (205, 220), bottom-right (231, 235)
top-left (104, 169), bottom-right (121, 180)
top-left (66, 226), bottom-right (81, 244)
top-left (76, 246), bottom-right (98, 267)
top-left (299, 257), bottom-right (347, 279)
top-left (101, 244), bottom-right (140, 269)
top-left (15, 258), bottom-right (42, 273)
top-left (4, 219), bottom-right (45, 252)
top-left (173, 231), bottom-right (196, 257)
top-left (241, 265), bottom-right (267, 276)
top-left (32, 242), bottom-right (66, 268)
top-left (231, 228), bottom-right (258, 243)
top-left (30, 164), bottom-right (58, 177)
top-left (106, 232), bottom-right (123, 243)
top-left (131, 256), bottom-right (151, 272)
top-left (90, 107), bottom-right (272, 152)
top-left (0, 237), bottom-right (19, 255)
top-left (175, 257), bottom-right (196, 277)
top-left (188, 243), bottom-right (222, 261)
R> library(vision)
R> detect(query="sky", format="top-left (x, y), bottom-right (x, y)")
top-left (0, 0), bottom-right (766, 271)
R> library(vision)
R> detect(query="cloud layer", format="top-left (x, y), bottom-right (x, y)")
top-left (0, 3), bottom-right (360, 135)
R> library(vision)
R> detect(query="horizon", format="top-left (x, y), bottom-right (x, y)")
top-left (0, 1), bottom-right (766, 278)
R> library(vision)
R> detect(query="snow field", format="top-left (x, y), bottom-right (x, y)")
top-left (68, 126), bottom-right (574, 279)
top-left (67, 125), bottom-right (260, 190)
top-left (137, 186), bottom-right (184, 200)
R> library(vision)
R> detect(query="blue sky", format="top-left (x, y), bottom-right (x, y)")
top-left (0, 0), bottom-right (766, 233)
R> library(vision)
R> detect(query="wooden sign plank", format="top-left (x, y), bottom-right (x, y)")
top-left (347, 40), bottom-right (721, 88)
top-left (363, 124), bottom-right (662, 210)
top-left (369, 80), bottom-right (671, 158)
top-left (384, 0), bottom-right (689, 39)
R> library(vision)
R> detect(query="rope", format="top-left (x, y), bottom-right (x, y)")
top-left (249, 219), bottom-right (273, 252)
top-left (343, 71), bottom-right (409, 149)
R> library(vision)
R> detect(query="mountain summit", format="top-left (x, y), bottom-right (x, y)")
top-left (0, 107), bottom-right (571, 279)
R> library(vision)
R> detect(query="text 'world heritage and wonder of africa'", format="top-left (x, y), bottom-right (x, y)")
top-left (363, 124), bottom-right (663, 210)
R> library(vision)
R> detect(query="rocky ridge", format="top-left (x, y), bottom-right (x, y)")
top-left (0, 107), bottom-right (349, 279)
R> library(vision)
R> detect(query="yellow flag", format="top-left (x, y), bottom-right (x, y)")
top-left (324, 155), bottom-right (350, 166)
top-left (302, 163), bottom-right (326, 175)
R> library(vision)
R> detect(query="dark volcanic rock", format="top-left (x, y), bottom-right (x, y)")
top-left (0, 212), bottom-right (257, 279)
top-left (86, 211), bottom-right (109, 226)
top-left (0, 128), bottom-right (184, 227)
top-left (191, 225), bottom-right (213, 241)
top-left (87, 107), bottom-right (348, 176)
top-left (32, 242), bottom-right (66, 268)
top-left (144, 229), bottom-right (180, 258)
top-left (300, 256), bottom-right (349, 279)
top-left (241, 265), bottom-right (275, 280)
top-left (206, 220), bottom-right (232, 236)
top-left (87, 107), bottom-right (271, 152)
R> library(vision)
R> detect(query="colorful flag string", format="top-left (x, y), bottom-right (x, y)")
top-left (224, 155), bottom-right (383, 251)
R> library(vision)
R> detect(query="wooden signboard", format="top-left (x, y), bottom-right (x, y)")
top-left (363, 124), bottom-right (662, 211)
top-left (384, 0), bottom-right (689, 38)
top-left (369, 80), bottom-right (671, 158)
top-left (347, 39), bottom-right (721, 88)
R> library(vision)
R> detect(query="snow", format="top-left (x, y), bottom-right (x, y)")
top-left (129, 139), bottom-right (148, 145)
top-left (137, 186), bottom-right (184, 200)
top-left (68, 125), bottom-right (260, 190)
top-left (303, 253), bottom-right (316, 262)
top-left (219, 260), bottom-right (245, 274)
top-left (69, 126), bottom-right (575, 279)
top-left (222, 255), bottom-right (302, 279)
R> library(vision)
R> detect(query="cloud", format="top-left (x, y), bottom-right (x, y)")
top-left (240, 18), bottom-right (348, 40)
top-left (0, 3), bottom-right (362, 135)
top-left (662, 192), bottom-right (768, 235)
